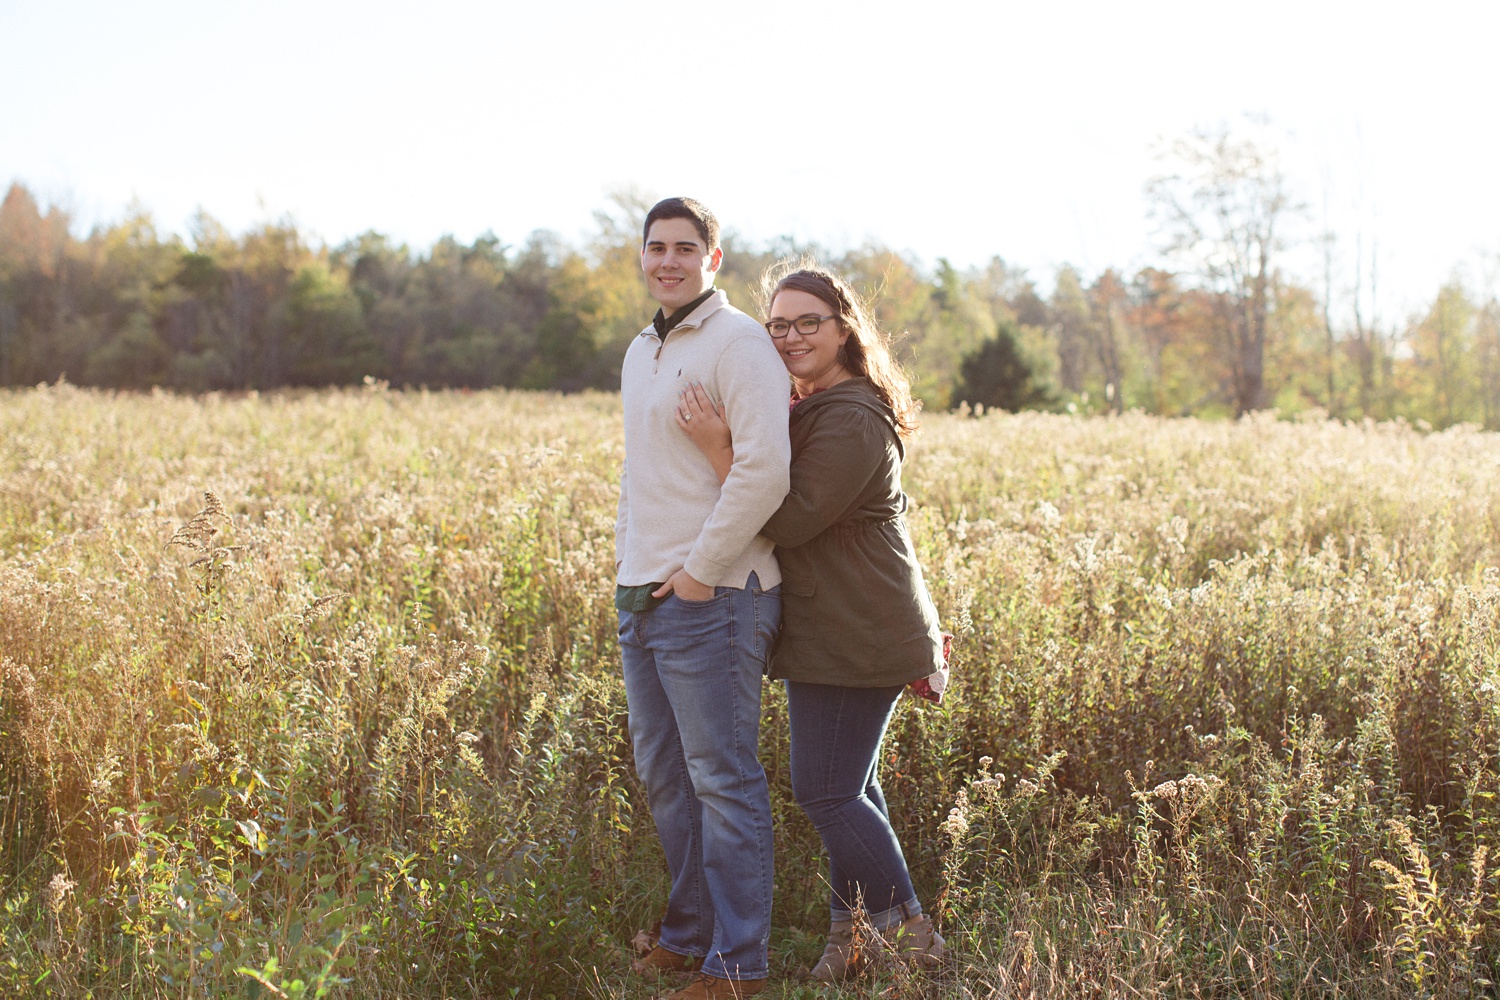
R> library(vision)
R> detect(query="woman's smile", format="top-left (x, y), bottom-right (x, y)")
top-left (768, 289), bottom-right (850, 391)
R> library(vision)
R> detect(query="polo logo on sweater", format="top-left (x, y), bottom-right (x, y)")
top-left (677, 369), bottom-right (682, 377)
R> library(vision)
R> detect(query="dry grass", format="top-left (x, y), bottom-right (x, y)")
top-left (2, 385), bottom-right (1498, 998)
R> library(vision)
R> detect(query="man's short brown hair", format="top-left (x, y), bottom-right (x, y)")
top-left (643, 197), bottom-right (720, 251)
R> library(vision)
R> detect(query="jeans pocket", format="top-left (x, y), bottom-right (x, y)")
top-left (752, 586), bottom-right (783, 665)
top-left (673, 589), bottom-right (729, 609)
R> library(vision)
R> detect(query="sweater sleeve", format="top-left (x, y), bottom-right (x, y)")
top-left (760, 404), bottom-right (888, 549)
top-left (614, 457), bottom-right (628, 571)
top-left (682, 335), bottom-right (791, 584)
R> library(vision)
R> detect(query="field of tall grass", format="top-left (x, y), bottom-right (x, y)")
top-left (2, 383), bottom-right (1498, 998)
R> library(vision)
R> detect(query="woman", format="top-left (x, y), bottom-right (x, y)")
top-left (675, 262), bottom-right (946, 982)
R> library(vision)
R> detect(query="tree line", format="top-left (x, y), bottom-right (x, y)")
top-left (2, 129), bottom-right (1497, 427)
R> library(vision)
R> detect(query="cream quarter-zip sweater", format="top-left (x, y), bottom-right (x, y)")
top-left (616, 288), bottom-right (790, 589)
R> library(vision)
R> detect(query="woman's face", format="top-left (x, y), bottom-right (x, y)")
top-left (768, 288), bottom-right (849, 386)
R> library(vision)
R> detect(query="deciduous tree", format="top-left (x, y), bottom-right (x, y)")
top-left (1148, 122), bottom-right (1298, 416)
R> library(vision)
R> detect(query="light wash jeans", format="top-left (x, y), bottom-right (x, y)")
top-left (785, 680), bottom-right (921, 930)
top-left (619, 574), bottom-right (780, 980)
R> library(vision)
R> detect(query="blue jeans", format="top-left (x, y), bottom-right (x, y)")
top-left (785, 681), bottom-right (920, 930)
top-left (619, 575), bottom-right (780, 980)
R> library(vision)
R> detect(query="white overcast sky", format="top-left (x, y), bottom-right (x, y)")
top-left (2, 0), bottom-right (1497, 318)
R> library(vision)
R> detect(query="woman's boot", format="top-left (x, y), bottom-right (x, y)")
top-left (809, 919), bottom-right (860, 982)
top-left (884, 912), bottom-right (944, 968)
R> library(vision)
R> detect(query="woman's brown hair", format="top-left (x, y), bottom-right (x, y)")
top-left (760, 258), bottom-right (921, 437)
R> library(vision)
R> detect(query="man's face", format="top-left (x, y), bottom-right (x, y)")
top-left (641, 218), bottom-right (722, 312)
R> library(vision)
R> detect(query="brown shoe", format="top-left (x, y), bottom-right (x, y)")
top-left (632, 944), bottom-right (698, 976)
top-left (632, 918), bottom-right (663, 956)
top-left (659, 973), bottom-right (767, 999)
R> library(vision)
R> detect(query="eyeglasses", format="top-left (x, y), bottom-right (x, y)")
top-left (764, 314), bottom-right (837, 338)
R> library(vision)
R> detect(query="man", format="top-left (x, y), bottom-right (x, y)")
top-left (615, 197), bottom-right (790, 998)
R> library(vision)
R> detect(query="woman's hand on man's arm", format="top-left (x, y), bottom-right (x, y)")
top-left (675, 381), bottom-right (734, 484)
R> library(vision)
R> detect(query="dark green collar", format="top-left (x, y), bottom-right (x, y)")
top-left (651, 288), bottom-right (716, 340)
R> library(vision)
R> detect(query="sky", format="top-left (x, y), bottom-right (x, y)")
top-left (2, 0), bottom-right (1497, 319)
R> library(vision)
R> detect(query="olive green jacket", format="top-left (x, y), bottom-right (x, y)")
top-left (763, 378), bottom-right (945, 687)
